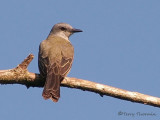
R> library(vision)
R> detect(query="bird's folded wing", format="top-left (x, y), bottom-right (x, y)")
top-left (60, 56), bottom-right (73, 76)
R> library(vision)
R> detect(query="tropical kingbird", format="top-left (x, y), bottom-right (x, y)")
top-left (38, 23), bottom-right (82, 102)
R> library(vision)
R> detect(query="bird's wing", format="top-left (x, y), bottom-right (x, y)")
top-left (42, 53), bottom-right (74, 102)
top-left (60, 52), bottom-right (74, 77)
top-left (38, 40), bottom-right (49, 78)
top-left (38, 54), bottom-right (48, 78)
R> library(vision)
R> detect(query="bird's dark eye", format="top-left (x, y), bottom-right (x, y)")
top-left (60, 27), bottom-right (66, 31)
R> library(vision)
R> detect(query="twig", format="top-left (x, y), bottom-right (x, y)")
top-left (0, 54), bottom-right (160, 107)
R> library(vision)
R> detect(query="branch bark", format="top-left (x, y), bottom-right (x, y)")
top-left (0, 54), bottom-right (160, 108)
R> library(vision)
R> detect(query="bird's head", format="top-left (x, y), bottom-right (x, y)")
top-left (49, 23), bottom-right (82, 40)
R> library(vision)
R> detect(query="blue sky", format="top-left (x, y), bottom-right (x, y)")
top-left (0, 0), bottom-right (160, 120)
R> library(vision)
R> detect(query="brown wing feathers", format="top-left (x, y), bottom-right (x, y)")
top-left (41, 55), bottom-right (73, 102)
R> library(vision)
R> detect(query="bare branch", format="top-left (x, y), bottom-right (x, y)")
top-left (0, 54), bottom-right (160, 108)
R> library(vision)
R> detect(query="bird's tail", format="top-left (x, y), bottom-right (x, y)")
top-left (42, 71), bottom-right (62, 102)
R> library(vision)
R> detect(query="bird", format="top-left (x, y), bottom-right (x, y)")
top-left (38, 23), bottom-right (82, 102)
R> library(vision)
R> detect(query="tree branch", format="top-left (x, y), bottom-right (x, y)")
top-left (0, 54), bottom-right (160, 108)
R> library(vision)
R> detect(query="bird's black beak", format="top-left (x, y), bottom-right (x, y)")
top-left (72, 28), bottom-right (83, 33)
